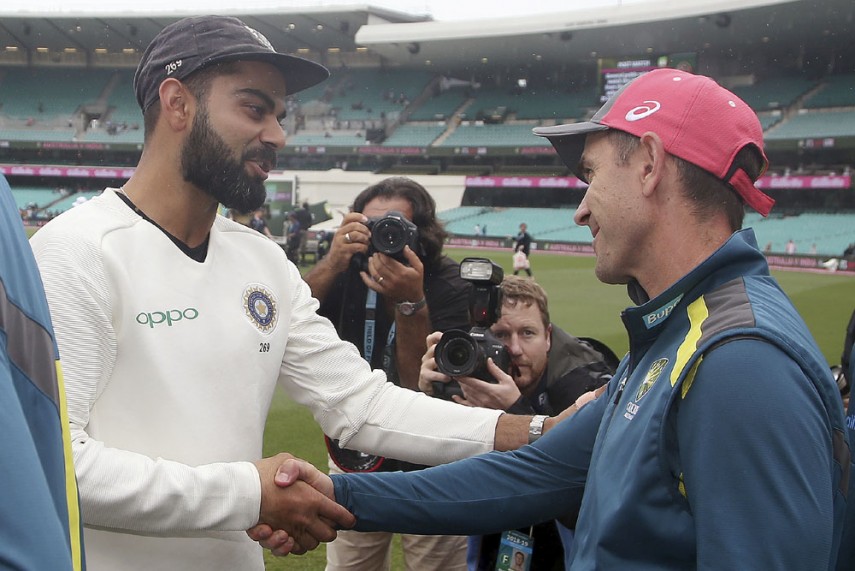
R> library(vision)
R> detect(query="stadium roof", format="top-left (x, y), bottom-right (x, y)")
top-left (354, 0), bottom-right (855, 72)
top-left (0, 0), bottom-right (851, 74)
top-left (0, 5), bottom-right (426, 61)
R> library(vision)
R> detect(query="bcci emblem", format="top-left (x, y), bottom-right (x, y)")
top-left (635, 358), bottom-right (668, 401)
top-left (243, 285), bottom-right (277, 333)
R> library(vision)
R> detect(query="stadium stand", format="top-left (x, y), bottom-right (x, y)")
top-left (0, 127), bottom-right (77, 142)
top-left (287, 131), bottom-right (368, 146)
top-left (407, 86), bottom-right (469, 121)
top-left (381, 123), bottom-right (447, 146)
top-left (765, 110), bottom-right (855, 140)
top-left (730, 76), bottom-right (818, 112)
top-left (439, 123), bottom-right (553, 147)
top-left (802, 73), bottom-right (855, 109)
top-left (316, 68), bottom-right (432, 123)
top-left (0, 2), bottom-right (852, 262)
top-left (0, 68), bottom-right (112, 120)
top-left (9, 186), bottom-right (57, 211)
top-left (747, 211), bottom-right (855, 255)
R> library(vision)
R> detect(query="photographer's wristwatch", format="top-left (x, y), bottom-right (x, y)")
top-left (528, 415), bottom-right (548, 444)
top-left (396, 297), bottom-right (427, 316)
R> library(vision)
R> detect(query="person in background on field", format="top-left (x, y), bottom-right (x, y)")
top-left (249, 206), bottom-right (274, 238)
top-left (285, 211), bottom-right (302, 263)
top-left (514, 223), bottom-right (533, 275)
top-left (294, 201), bottom-right (313, 265)
top-left (512, 244), bottom-right (531, 277)
top-left (786, 238), bottom-right (796, 254)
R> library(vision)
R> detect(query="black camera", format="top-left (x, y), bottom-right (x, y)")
top-left (352, 210), bottom-right (419, 272)
top-left (433, 258), bottom-right (512, 400)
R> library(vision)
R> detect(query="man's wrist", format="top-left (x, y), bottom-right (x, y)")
top-left (395, 297), bottom-right (427, 316)
top-left (528, 414), bottom-right (548, 444)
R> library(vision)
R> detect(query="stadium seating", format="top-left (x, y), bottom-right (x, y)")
top-left (439, 123), bottom-right (552, 147)
top-left (102, 72), bottom-right (144, 127)
top-left (440, 207), bottom-right (855, 257)
top-left (287, 132), bottom-right (367, 146)
top-left (747, 211), bottom-right (855, 255)
top-left (9, 186), bottom-right (59, 211)
top-left (316, 68), bottom-right (432, 122)
top-left (0, 127), bottom-right (77, 142)
top-left (407, 86), bottom-right (469, 121)
top-left (802, 73), bottom-right (855, 109)
top-left (441, 206), bottom-right (578, 240)
top-left (765, 110), bottom-right (855, 140)
top-left (0, 68), bottom-right (112, 120)
top-left (381, 123), bottom-right (446, 147)
top-left (730, 76), bottom-right (818, 112)
top-left (48, 190), bottom-right (103, 213)
top-left (756, 110), bottom-right (784, 131)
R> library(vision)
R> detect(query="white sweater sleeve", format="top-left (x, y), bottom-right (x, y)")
top-left (32, 229), bottom-right (262, 534)
top-left (278, 263), bottom-right (502, 465)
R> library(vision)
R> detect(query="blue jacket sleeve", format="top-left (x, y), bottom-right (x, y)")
top-left (679, 339), bottom-right (837, 570)
top-left (332, 393), bottom-right (606, 535)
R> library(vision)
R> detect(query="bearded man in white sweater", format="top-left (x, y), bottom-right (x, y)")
top-left (30, 15), bottom-right (551, 571)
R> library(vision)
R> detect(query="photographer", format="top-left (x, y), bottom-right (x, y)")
top-left (422, 275), bottom-right (616, 570)
top-left (303, 176), bottom-right (472, 571)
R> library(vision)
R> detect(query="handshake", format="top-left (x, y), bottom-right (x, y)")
top-left (250, 454), bottom-right (350, 557)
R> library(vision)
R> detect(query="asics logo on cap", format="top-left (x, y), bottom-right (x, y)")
top-left (625, 100), bottom-right (661, 121)
top-left (244, 25), bottom-right (275, 52)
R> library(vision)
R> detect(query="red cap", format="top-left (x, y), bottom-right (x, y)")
top-left (533, 69), bottom-right (773, 216)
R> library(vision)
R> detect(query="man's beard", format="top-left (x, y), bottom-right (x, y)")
top-left (180, 106), bottom-right (277, 213)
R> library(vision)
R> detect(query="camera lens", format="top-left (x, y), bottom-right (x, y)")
top-left (435, 331), bottom-right (479, 377)
top-left (445, 339), bottom-right (473, 368)
top-left (372, 218), bottom-right (406, 254)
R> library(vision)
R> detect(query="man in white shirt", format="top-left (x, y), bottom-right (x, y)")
top-left (30, 15), bottom-right (549, 571)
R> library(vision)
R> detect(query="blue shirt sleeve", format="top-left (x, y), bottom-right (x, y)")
top-left (332, 392), bottom-right (607, 535)
top-left (678, 339), bottom-right (836, 570)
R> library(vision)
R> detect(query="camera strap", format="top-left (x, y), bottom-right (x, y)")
top-left (325, 288), bottom-right (401, 474)
top-left (364, 288), bottom-right (396, 363)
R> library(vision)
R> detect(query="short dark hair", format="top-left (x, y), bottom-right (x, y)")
top-left (352, 177), bottom-right (447, 267)
top-left (142, 62), bottom-right (241, 142)
top-left (606, 130), bottom-right (762, 232)
top-left (500, 275), bottom-right (550, 330)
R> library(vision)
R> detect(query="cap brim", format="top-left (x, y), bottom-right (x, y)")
top-left (532, 122), bottom-right (609, 176)
top-left (213, 52), bottom-right (330, 96)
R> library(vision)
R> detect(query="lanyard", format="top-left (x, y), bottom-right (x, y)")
top-left (363, 288), bottom-right (396, 362)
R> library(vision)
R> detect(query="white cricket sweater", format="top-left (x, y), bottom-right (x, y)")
top-left (30, 189), bottom-right (501, 571)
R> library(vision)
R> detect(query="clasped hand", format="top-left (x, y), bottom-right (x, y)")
top-left (250, 454), bottom-right (353, 556)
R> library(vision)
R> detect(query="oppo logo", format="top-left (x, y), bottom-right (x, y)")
top-left (136, 308), bottom-right (199, 328)
top-left (625, 100), bottom-right (661, 121)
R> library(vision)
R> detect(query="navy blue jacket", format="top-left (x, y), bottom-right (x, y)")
top-left (0, 175), bottom-right (85, 570)
top-left (333, 229), bottom-right (848, 570)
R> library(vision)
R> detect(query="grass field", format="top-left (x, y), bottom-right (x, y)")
top-left (23, 221), bottom-right (855, 569)
top-left (262, 246), bottom-right (855, 570)
top-left (23, 224), bottom-right (855, 569)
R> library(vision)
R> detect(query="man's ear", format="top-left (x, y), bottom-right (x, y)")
top-left (638, 132), bottom-right (667, 198)
top-left (157, 78), bottom-right (194, 131)
top-left (545, 323), bottom-right (553, 352)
